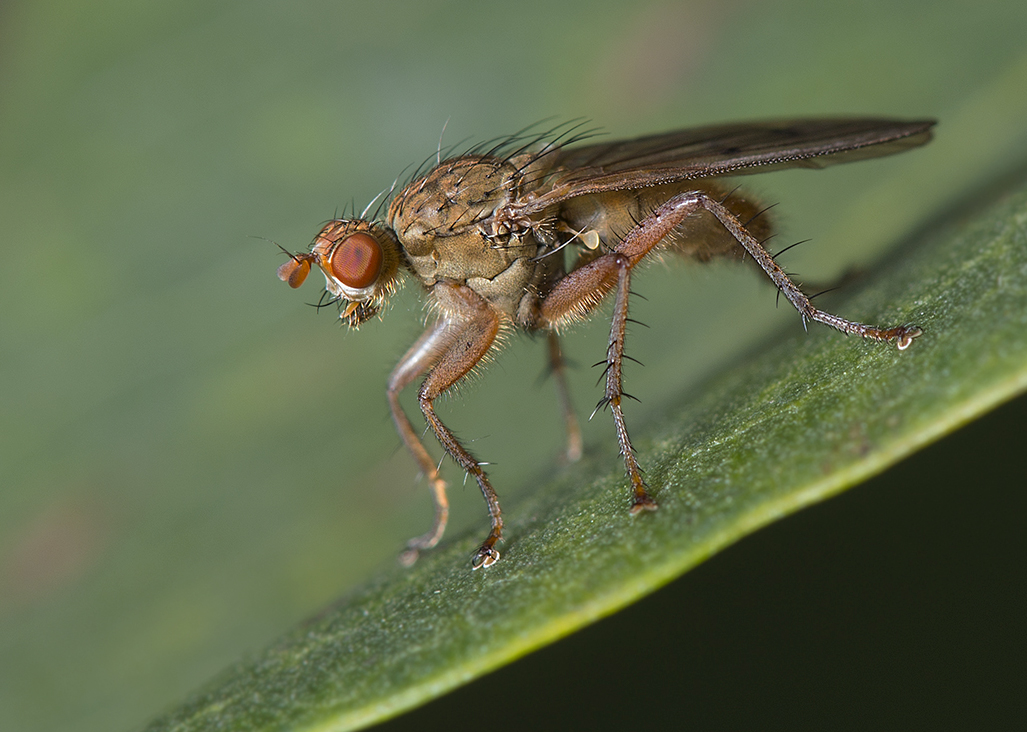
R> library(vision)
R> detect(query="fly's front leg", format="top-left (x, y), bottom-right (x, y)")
top-left (388, 320), bottom-right (455, 566)
top-left (389, 285), bottom-right (505, 568)
top-left (417, 282), bottom-right (505, 569)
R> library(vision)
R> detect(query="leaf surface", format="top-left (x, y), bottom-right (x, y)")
top-left (145, 179), bottom-right (1027, 732)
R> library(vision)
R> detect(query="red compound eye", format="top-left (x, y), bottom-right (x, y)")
top-left (330, 232), bottom-right (383, 289)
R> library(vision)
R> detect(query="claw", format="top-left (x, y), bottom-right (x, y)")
top-left (399, 547), bottom-right (420, 567)
top-left (630, 495), bottom-right (659, 514)
top-left (471, 545), bottom-right (501, 570)
top-left (894, 325), bottom-right (923, 351)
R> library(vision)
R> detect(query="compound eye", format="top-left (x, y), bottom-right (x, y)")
top-left (330, 232), bottom-right (383, 289)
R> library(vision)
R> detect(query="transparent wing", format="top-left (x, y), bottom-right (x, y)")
top-left (520, 118), bottom-right (934, 214)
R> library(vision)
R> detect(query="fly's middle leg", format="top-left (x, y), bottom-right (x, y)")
top-left (599, 253), bottom-right (657, 511)
top-left (547, 332), bottom-right (583, 463)
top-left (536, 188), bottom-right (920, 513)
top-left (540, 250), bottom-right (657, 510)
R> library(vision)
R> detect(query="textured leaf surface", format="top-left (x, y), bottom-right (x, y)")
top-left (145, 180), bottom-right (1027, 731)
top-left (4, 2), bottom-right (1027, 731)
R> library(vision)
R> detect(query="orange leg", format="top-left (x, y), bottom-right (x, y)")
top-left (387, 319), bottom-right (452, 566)
top-left (388, 282), bottom-right (504, 568)
top-left (540, 190), bottom-right (921, 510)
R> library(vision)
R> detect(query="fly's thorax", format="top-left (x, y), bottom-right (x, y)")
top-left (386, 154), bottom-right (552, 287)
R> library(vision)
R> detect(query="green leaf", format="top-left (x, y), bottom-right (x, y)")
top-left (5, 2), bottom-right (1027, 730)
top-left (143, 176), bottom-right (1027, 730)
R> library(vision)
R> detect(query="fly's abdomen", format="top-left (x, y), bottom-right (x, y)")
top-left (558, 180), bottom-right (773, 264)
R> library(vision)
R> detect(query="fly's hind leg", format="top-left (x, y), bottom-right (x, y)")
top-left (538, 189), bottom-right (921, 513)
top-left (691, 193), bottom-right (923, 349)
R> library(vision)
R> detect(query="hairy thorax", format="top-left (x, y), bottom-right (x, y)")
top-left (387, 154), bottom-right (560, 322)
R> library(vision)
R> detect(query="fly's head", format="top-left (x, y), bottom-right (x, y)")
top-left (277, 219), bottom-right (403, 327)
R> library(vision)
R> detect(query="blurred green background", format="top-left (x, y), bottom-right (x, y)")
top-left (1, 1), bottom-right (1025, 730)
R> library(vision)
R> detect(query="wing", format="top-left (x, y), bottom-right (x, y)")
top-left (519, 118), bottom-right (934, 215)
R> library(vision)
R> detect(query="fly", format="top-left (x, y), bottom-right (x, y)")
top-left (277, 117), bottom-right (934, 569)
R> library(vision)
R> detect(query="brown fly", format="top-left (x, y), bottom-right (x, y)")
top-left (277, 117), bottom-right (934, 569)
